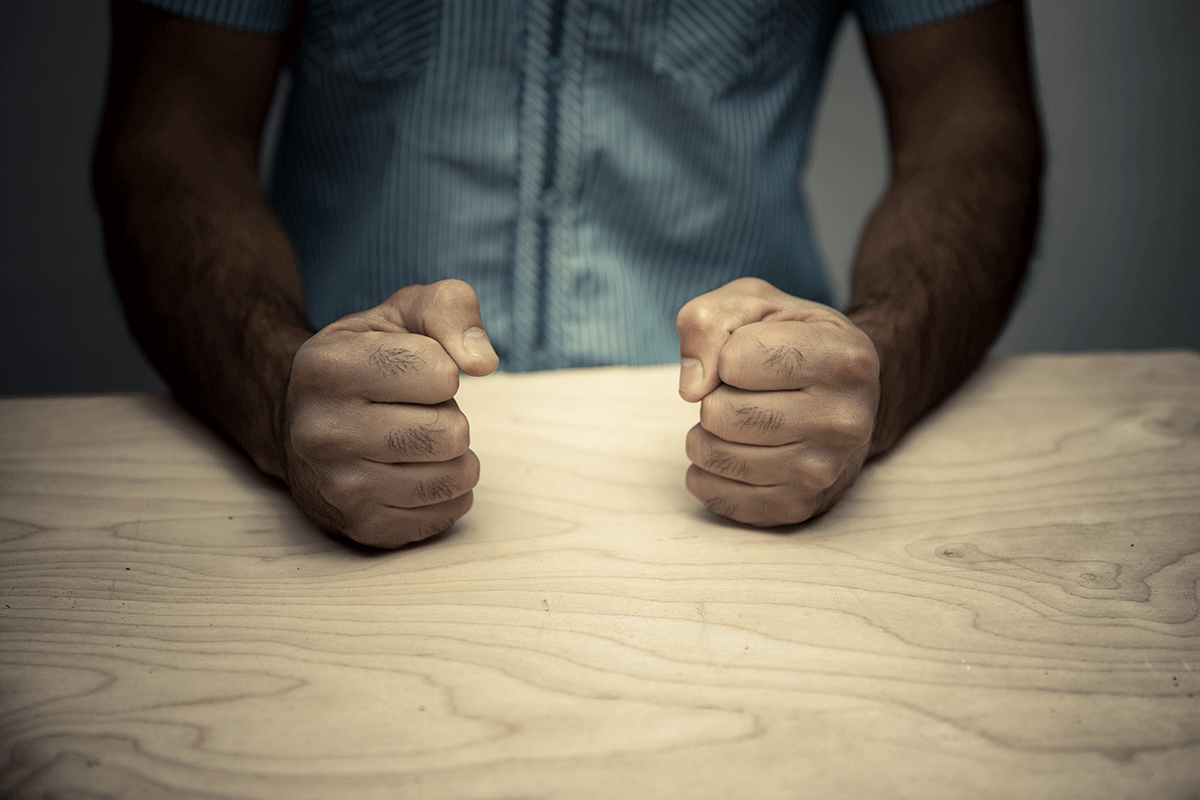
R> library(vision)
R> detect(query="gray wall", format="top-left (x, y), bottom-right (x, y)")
top-left (2, 0), bottom-right (166, 394)
top-left (2, 0), bottom-right (1197, 396)
top-left (806, 0), bottom-right (1200, 355)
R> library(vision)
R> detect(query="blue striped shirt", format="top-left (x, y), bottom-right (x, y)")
top-left (138, 0), bottom-right (995, 371)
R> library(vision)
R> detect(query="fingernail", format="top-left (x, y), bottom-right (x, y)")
top-left (463, 327), bottom-right (496, 360)
top-left (679, 358), bottom-right (703, 398)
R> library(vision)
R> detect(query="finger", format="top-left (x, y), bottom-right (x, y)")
top-left (717, 320), bottom-right (879, 392)
top-left (294, 330), bottom-right (462, 405)
top-left (685, 423), bottom-right (844, 494)
top-left (289, 399), bottom-right (470, 464)
top-left (386, 280), bottom-right (500, 378)
top-left (324, 451), bottom-right (480, 510)
top-left (341, 491), bottom-right (475, 549)
top-left (676, 278), bottom-right (781, 402)
top-left (685, 465), bottom-right (817, 528)
top-left (380, 452), bottom-right (481, 507)
top-left (699, 385), bottom-right (875, 448)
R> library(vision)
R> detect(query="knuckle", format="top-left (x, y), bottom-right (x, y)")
top-left (432, 278), bottom-right (475, 302)
top-left (382, 284), bottom-right (422, 309)
top-left (676, 300), bottom-right (716, 336)
top-left (288, 413), bottom-right (339, 457)
top-left (336, 502), bottom-right (383, 545)
top-left (431, 353), bottom-right (462, 394)
top-left (684, 424), bottom-right (705, 464)
top-left (698, 396), bottom-right (735, 440)
top-left (792, 452), bottom-right (841, 493)
top-left (384, 404), bottom-right (469, 460)
top-left (326, 467), bottom-right (370, 505)
top-left (779, 493), bottom-right (818, 526)
top-left (461, 450), bottom-right (482, 489)
top-left (750, 487), bottom-right (816, 527)
top-left (715, 346), bottom-right (757, 389)
top-left (732, 276), bottom-right (772, 293)
top-left (421, 279), bottom-right (478, 323)
top-left (290, 340), bottom-right (334, 383)
top-left (834, 337), bottom-right (880, 386)
top-left (697, 395), bottom-right (719, 433)
top-left (825, 404), bottom-right (875, 449)
top-left (438, 409), bottom-right (471, 456)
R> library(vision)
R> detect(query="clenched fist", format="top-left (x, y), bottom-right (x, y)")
top-left (677, 278), bottom-right (880, 526)
top-left (283, 280), bottom-right (499, 548)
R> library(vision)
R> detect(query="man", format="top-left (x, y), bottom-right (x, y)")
top-left (92, 0), bottom-right (1043, 548)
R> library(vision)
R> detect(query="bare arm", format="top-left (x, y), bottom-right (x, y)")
top-left (676, 0), bottom-right (1043, 526)
top-left (848, 0), bottom-right (1045, 456)
top-left (93, 0), bottom-right (306, 478)
top-left (94, 2), bottom-right (499, 547)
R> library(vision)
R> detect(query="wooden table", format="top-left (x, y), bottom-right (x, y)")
top-left (1, 352), bottom-right (1198, 799)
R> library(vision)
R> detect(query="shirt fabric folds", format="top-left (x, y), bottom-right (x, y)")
top-left (136, 0), bottom-right (996, 371)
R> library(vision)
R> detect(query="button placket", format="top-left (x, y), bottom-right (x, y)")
top-left (512, 0), bottom-right (558, 370)
top-left (543, 0), bottom-right (590, 359)
top-left (512, 0), bottom-right (590, 369)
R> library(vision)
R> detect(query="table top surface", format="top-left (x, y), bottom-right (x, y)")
top-left (1, 351), bottom-right (1198, 800)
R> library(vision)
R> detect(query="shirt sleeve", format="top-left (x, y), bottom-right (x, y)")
top-left (131, 0), bottom-right (293, 35)
top-left (852, 0), bottom-right (999, 36)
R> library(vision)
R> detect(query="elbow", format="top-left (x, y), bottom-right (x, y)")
top-left (90, 114), bottom-right (127, 230)
top-left (1021, 112), bottom-right (1047, 261)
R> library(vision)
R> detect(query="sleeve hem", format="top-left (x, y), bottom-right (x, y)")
top-left (130, 0), bottom-right (293, 35)
top-left (853, 0), bottom-right (1000, 37)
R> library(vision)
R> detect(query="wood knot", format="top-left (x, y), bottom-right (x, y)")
top-left (1144, 408), bottom-right (1200, 439)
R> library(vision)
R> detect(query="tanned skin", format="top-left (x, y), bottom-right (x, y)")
top-left (678, 0), bottom-right (1042, 525)
top-left (850, 0), bottom-right (1043, 457)
top-left (94, 2), bottom-right (306, 479)
top-left (94, 0), bottom-right (1042, 542)
top-left (95, 2), bottom-right (500, 549)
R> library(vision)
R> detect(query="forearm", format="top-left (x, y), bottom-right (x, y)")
top-left (846, 118), bottom-right (1043, 457)
top-left (94, 124), bottom-right (311, 480)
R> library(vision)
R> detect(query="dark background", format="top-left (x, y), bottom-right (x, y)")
top-left (3, 0), bottom-right (1198, 396)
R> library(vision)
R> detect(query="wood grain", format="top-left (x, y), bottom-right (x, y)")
top-left (1, 352), bottom-right (1198, 799)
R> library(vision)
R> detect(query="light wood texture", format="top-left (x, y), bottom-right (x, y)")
top-left (1, 352), bottom-right (1198, 799)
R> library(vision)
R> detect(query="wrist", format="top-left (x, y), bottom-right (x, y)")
top-left (847, 306), bottom-right (911, 459)
top-left (230, 322), bottom-right (312, 483)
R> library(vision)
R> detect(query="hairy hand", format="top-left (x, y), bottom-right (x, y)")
top-left (283, 280), bottom-right (499, 548)
top-left (677, 278), bottom-right (880, 526)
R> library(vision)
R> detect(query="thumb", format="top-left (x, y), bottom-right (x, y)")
top-left (391, 280), bottom-right (500, 377)
top-left (676, 278), bottom-right (780, 402)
